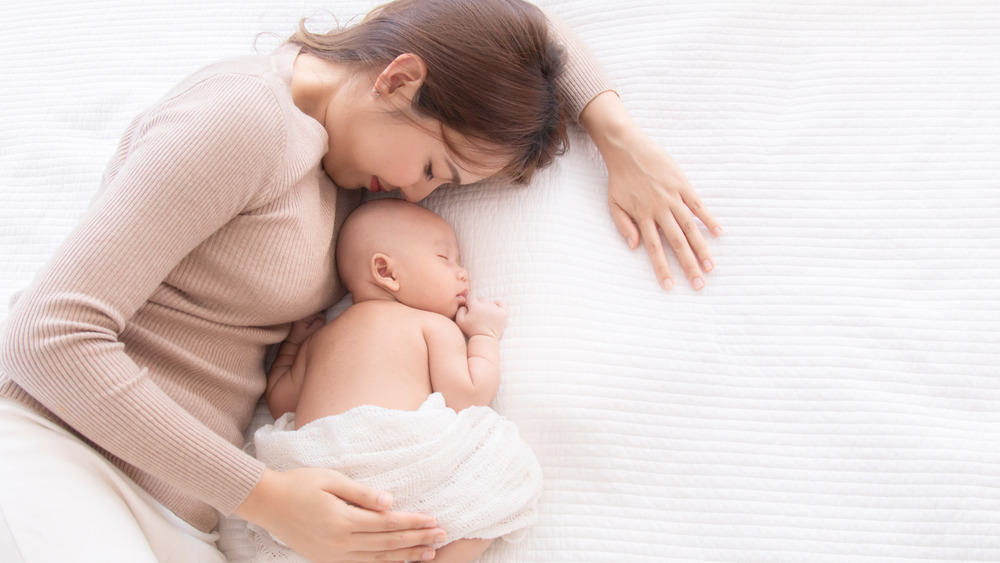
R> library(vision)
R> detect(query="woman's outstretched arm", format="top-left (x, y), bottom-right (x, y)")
top-left (546, 8), bottom-right (723, 290)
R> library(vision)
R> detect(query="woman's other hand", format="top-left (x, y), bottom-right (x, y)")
top-left (235, 468), bottom-right (445, 562)
top-left (287, 312), bottom-right (327, 345)
top-left (580, 91), bottom-right (722, 291)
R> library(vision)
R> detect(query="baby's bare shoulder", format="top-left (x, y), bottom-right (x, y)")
top-left (311, 302), bottom-right (459, 346)
top-left (323, 301), bottom-right (430, 333)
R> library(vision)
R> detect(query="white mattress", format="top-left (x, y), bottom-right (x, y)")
top-left (2, 1), bottom-right (998, 561)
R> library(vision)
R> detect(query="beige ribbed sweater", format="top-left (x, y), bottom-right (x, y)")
top-left (0, 23), bottom-right (612, 532)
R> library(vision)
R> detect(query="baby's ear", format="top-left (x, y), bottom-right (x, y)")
top-left (370, 253), bottom-right (400, 292)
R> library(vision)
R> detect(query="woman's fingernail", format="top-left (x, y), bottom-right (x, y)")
top-left (376, 492), bottom-right (392, 507)
top-left (693, 277), bottom-right (705, 290)
top-left (661, 278), bottom-right (674, 290)
top-left (626, 236), bottom-right (636, 249)
top-left (703, 259), bottom-right (714, 272)
top-left (435, 533), bottom-right (448, 544)
top-left (713, 226), bottom-right (723, 236)
top-left (422, 551), bottom-right (436, 560)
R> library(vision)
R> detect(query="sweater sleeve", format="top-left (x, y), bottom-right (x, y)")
top-left (0, 73), bottom-right (286, 515)
top-left (544, 7), bottom-right (618, 121)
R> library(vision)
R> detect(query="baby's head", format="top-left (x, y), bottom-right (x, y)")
top-left (337, 198), bottom-right (470, 318)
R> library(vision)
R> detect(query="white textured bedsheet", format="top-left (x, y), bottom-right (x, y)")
top-left (1, 1), bottom-right (998, 561)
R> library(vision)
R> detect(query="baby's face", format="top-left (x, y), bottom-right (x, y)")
top-left (389, 214), bottom-right (470, 319)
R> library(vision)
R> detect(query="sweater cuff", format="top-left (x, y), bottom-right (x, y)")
top-left (544, 8), bottom-right (619, 122)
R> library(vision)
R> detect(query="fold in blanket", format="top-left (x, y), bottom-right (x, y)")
top-left (239, 393), bottom-right (542, 561)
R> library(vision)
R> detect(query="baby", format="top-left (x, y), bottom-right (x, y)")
top-left (250, 198), bottom-right (542, 563)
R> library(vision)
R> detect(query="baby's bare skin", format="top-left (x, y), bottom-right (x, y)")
top-left (262, 200), bottom-right (510, 563)
top-left (292, 300), bottom-right (453, 427)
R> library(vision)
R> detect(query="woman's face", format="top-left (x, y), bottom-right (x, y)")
top-left (323, 107), bottom-right (506, 203)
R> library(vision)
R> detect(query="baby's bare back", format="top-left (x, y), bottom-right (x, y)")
top-left (291, 301), bottom-right (438, 428)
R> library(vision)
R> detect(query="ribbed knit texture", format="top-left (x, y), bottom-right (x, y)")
top-left (0, 26), bottom-right (611, 532)
top-left (0, 45), bottom-right (357, 532)
top-left (546, 8), bottom-right (617, 117)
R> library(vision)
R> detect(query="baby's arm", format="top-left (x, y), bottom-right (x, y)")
top-left (456, 297), bottom-right (507, 387)
top-left (265, 312), bottom-right (326, 418)
top-left (427, 298), bottom-right (507, 412)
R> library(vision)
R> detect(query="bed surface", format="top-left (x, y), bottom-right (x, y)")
top-left (2, 1), bottom-right (998, 561)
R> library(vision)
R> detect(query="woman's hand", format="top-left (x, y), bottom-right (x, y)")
top-left (580, 92), bottom-right (722, 291)
top-left (287, 312), bottom-right (327, 345)
top-left (235, 468), bottom-right (446, 562)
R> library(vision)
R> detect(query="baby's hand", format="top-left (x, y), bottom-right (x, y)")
top-left (287, 312), bottom-right (326, 345)
top-left (455, 297), bottom-right (507, 340)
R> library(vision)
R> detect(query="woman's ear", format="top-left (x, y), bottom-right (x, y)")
top-left (370, 253), bottom-right (401, 292)
top-left (373, 53), bottom-right (427, 100)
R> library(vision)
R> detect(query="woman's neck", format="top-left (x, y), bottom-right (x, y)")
top-left (290, 52), bottom-right (355, 125)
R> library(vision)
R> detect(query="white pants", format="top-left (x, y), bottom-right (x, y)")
top-left (0, 399), bottom-right (227, 563)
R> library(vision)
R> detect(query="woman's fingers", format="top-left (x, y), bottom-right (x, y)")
top-left (683, 190), bottom-right (723, 239)
top-left (636, 218), bottom-right (674, 290)
top-left (320, 469), bottom-right (397, 513)
top-left (346, 545), bottom-right (438, 562)
top-left (345, 518), bottom-right (446, 553)
top-left (345, 505), bottom-right (439, 534)
top-left (610, 204), bottom-right (641, 250)
top-left (609, 165), bottom-right (720, 289)
top-left (337, 502), bottom-right (444, 562)
top-left (237, 468), bottom-right (445, 563)
top-left (627, 201), bottom-right (715, 290)
top-left (657, 208), bottom-right (706, 291)
top-left (678, 212), bottom-right (717, 278)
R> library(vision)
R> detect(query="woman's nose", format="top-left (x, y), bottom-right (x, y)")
top-left (402, 178), bottom-right (447, 202)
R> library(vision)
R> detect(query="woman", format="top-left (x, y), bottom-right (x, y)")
top-left (0, 0), bottom-right (719, 561)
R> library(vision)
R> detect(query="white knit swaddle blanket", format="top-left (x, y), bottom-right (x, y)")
top-left (246, 393), bottom-right (543, 561)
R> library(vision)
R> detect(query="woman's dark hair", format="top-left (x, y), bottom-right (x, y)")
top-left (288, 0), bottom-right (569, 184)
